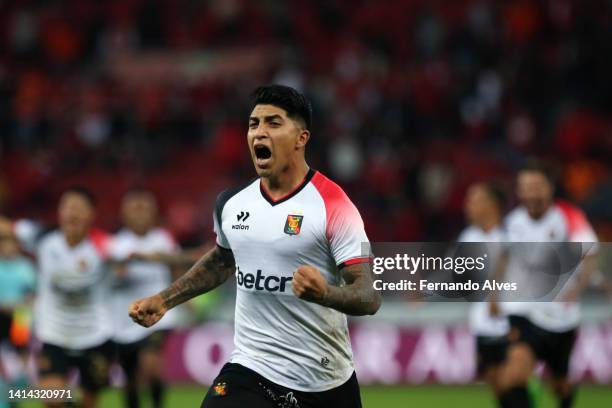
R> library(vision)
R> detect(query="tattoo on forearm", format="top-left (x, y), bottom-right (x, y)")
top-left (159, 246), bottom-right (235, 309)
top-left (321, 263), bottom-right (381, 316)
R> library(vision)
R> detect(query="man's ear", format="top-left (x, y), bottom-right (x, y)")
top-left (296, 129), bottom-right (310, 149)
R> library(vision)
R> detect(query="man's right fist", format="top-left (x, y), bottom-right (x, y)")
top-left (128, 295), bottom-right (167, 328)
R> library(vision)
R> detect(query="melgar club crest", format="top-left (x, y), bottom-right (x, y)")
top-left (284, 215), bottom-right (304, 235)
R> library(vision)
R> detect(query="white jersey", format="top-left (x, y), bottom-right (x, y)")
top-left (108, 228), bottom-right (178, 344)
top-left (214, 169), bottom-right (369, 392)
top-left (34, 230), bottom-right (114, 349)
top-left (503, 201), bottom-right (598, 332)
top-left (457, 226), bottom-right (509, 337)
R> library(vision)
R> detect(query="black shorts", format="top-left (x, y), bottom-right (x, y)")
top-left (201, 363), bottom-right (362, 408)
top-left (114, 330), bottom-right (168, 379)
top-left (476, 335), bottom-right (509, 374)
top-left (509, 315), bottom-right (577, 378)
top-left (38, 342), bottom-right (113, 393)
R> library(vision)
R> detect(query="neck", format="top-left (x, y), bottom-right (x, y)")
top-left (479, 218), bottom-right (500, 233)
top-left (261, 160), bottom-right (310, 200)
top-left (529, 202), bottom-right (552, 220)
top-left (130, 226), bottom-right (150, 237)
top-left (65, 232), bottom-right (86, 247)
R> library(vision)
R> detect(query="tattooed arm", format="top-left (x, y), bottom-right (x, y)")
top-left (292, 263), bottom-right (381, 316)
top-left (126, 245), bottom-right (208, 267)
top-left (129, 245), bottom-right (235, 327)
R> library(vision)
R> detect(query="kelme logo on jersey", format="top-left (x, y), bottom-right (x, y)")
top-left (284, 215), bottom-right (303, 235)
top-left (236, 267), bottom-right (292, 292)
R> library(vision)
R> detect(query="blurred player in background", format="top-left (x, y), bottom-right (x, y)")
top-left (108, 188), bottom-right (178, 408)
top-left (494, 161), bottom-right (599, 408)
top-left (0, 233), bottom-right (36, 405)
top-left (129, 85), bottom-right (381, 408)
top-left (129, 244), bottom-right (223, 323)
top-left (458, 182), bottom-right (509, 401)
top-left (2, 188), bottom-right (113, 408)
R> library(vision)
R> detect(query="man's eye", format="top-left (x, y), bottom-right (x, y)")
top-left (270, 122), bottom-right (281, 126)
top-left (249, 123), bottom-right (257, 128)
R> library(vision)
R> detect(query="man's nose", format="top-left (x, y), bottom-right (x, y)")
top-left (253, 130), bottom-right (269, 140)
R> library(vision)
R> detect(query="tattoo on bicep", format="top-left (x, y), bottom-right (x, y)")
top-left (340, 263), bottom-right (370, 284)
top-left (323, 263), bottom-right (381, 316)
top-left (160, 246), bottom-right (235, 309)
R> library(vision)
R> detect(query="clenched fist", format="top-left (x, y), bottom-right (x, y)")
top-left (128, 295), bottom-right (167, 328)
top-left (292, 265), bottom-right (329, 304)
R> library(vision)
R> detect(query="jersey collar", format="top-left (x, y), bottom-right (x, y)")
top-left (260, 168), bottom-right (315, 206)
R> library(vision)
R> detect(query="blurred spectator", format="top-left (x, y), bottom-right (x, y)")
top-left (0, 0), bottom-right (610, 242)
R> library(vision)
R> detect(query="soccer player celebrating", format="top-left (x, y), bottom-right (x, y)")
top-left (458, 183), bottom-right (509, 398)
top-left (108, 188), bottom-right (178, 408)
top-left (2, 188), bottom-right (114, 408)
top-left (494, 161), bottom-right (598, 408)
top-left (129, 85), bottom-right (381, 408)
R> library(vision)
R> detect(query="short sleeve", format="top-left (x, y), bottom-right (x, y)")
top-left (158, 229), bottom-right (179, 253)
top-left (213, 193), bottom-right (231, 249)
top-left (327, 199), bottom-right (370, 268)
top-left (456, 227), bottom-right (471, 243)
top-left (556, 201), bottom-right (599, 255)
top-left (311, 171), bottom-right (370, 268)
top-left (13, 219), bottom-right (43, 253)
top-left (105, 235), bottom-right (127, 260)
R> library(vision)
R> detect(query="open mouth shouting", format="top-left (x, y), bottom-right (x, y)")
top-left (253, 143), bottom-right (273, 169)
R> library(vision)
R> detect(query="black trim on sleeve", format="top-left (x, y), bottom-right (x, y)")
top-left (337, 257), bottom-right (371, 270)
top-left (214, 181), bottom-right (255, 231)
top-left (259, 168), bottom-right (316, 206)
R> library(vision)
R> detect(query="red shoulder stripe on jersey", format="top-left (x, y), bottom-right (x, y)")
top-left (89, 228), bottom-right (110, 258)
top-left (311, 171), bottom-right (357, 240)
top-left (555, 200), bottom-right (590, 240)
top-left (338, 257), bottom-right (371, 269)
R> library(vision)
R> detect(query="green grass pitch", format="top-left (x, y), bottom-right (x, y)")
top-left (16, 384), bottom-right (612, 407)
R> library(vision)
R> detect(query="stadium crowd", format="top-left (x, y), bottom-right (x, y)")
top-left (0, 3), bottom-right (612, 407)
top-left (0, 0), bottom-right (611, 244)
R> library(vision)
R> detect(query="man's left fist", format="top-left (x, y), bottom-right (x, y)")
top-left (292, 265), bottom-right (329, 304)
